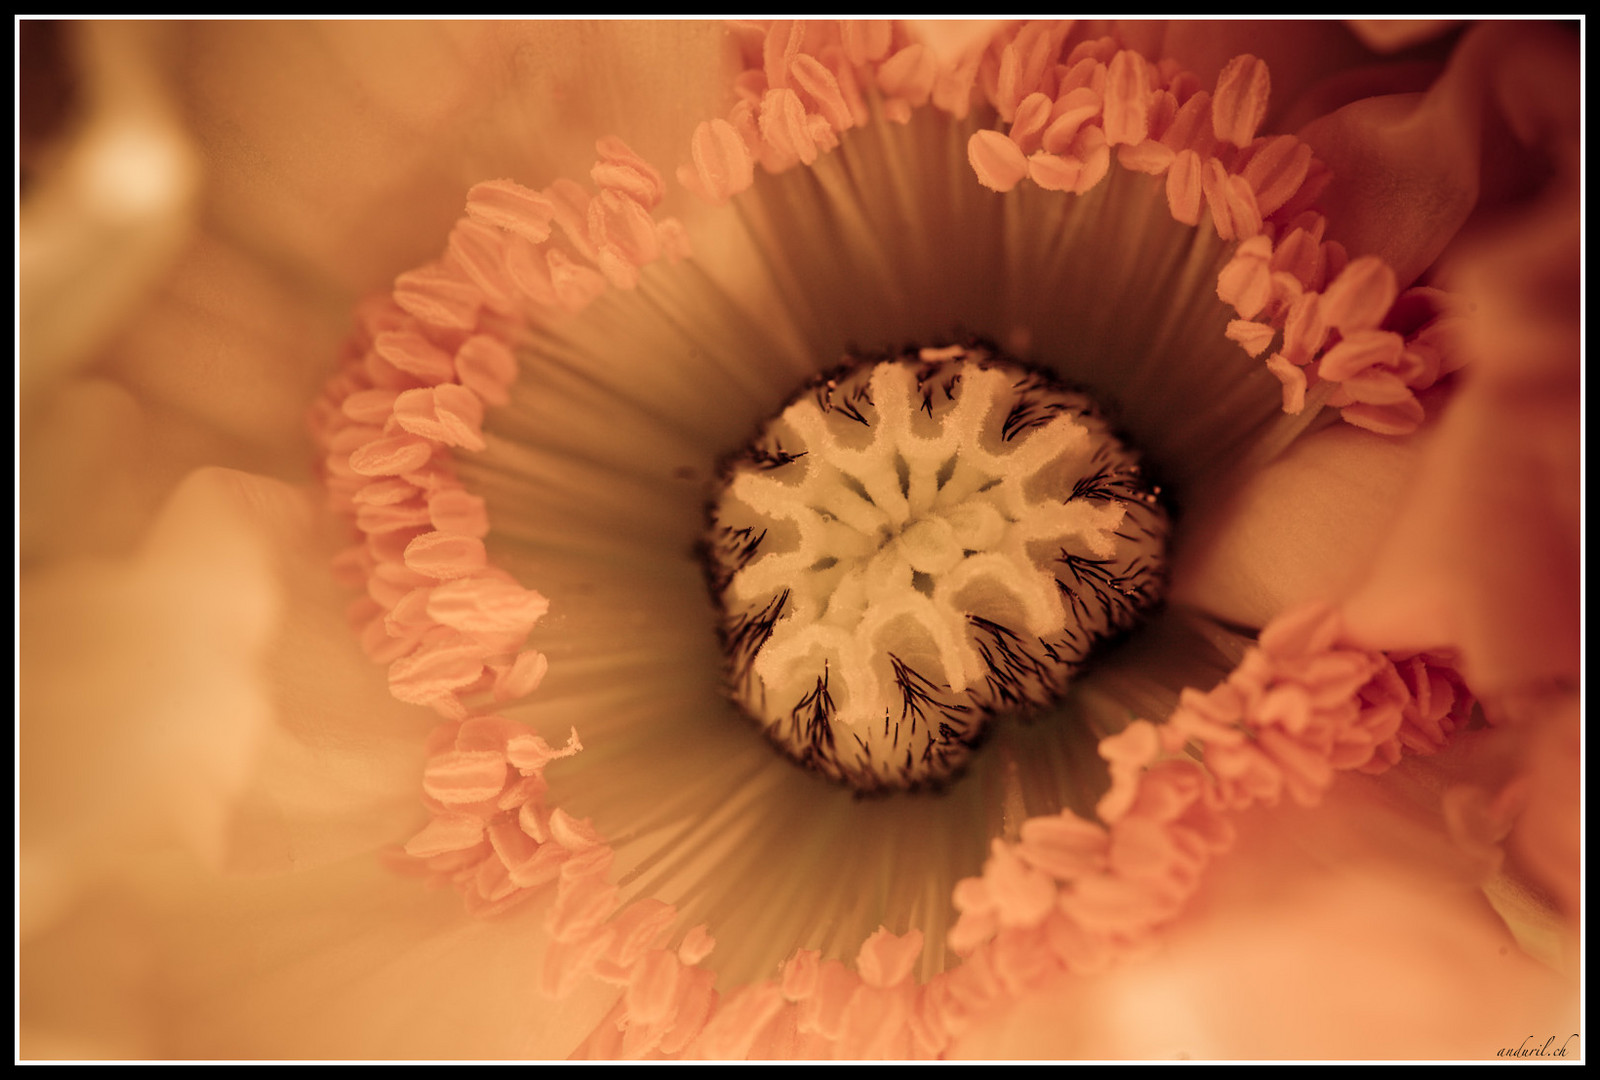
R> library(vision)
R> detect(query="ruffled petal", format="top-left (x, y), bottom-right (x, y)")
top-left (1335, 15), bottom-right (1579, 959)
top-left (1299, 22), bottom-right (1576, 287)
top-left (1341, 107), bottom-right (1578, 696)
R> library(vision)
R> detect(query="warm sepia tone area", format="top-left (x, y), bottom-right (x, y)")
top-left (19, 20), bottom-right (1580, 1061)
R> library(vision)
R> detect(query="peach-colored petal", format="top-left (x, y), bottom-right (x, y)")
top-left (1346, 20), bottom-right (1461, 53)
top-left (22, 468), bottom-right (279, 936)
top-left (1298, 22), bottom-right (1575, 287)
top-left (156, 860), bottom-right (620, 1060)
top-left (179, 21), bottom-right (734, 296)
top-left (18, 467), bottom-right (613, 1060)
top-left (214, 479), bottom-right (443, 876)
top-left (904, 19), bottom-right (1003, 66)
top-left (1379, 689), bottom-right (1581, 942)
top-left (1501, 691), bottom-right (1580, 924)
top-left (950, 767), bottom-right (1577, 1059)
top-left (1172, 424), bottom-right (1424, 631)
top-left (1342, 171), bottom-right (1578, 699)
top-left (20, 22), bottom-right (200, 403)
top-left (1332, 28), bottom-right (1579, 969)
top-left (1148, 20), bottom-right (1376, 126)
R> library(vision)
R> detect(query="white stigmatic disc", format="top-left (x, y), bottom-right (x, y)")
top-left (706, 343), bottom-right (1169, 790)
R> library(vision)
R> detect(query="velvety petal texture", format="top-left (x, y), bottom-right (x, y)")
top-left (20, 19), bottom-right (1579, 1061)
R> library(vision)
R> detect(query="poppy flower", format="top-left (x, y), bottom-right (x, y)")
top-left (19, 19), bottom-right (1580, 1060)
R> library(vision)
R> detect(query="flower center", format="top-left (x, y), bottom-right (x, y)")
top-left (706, 341), bottom-right (1169, 790)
